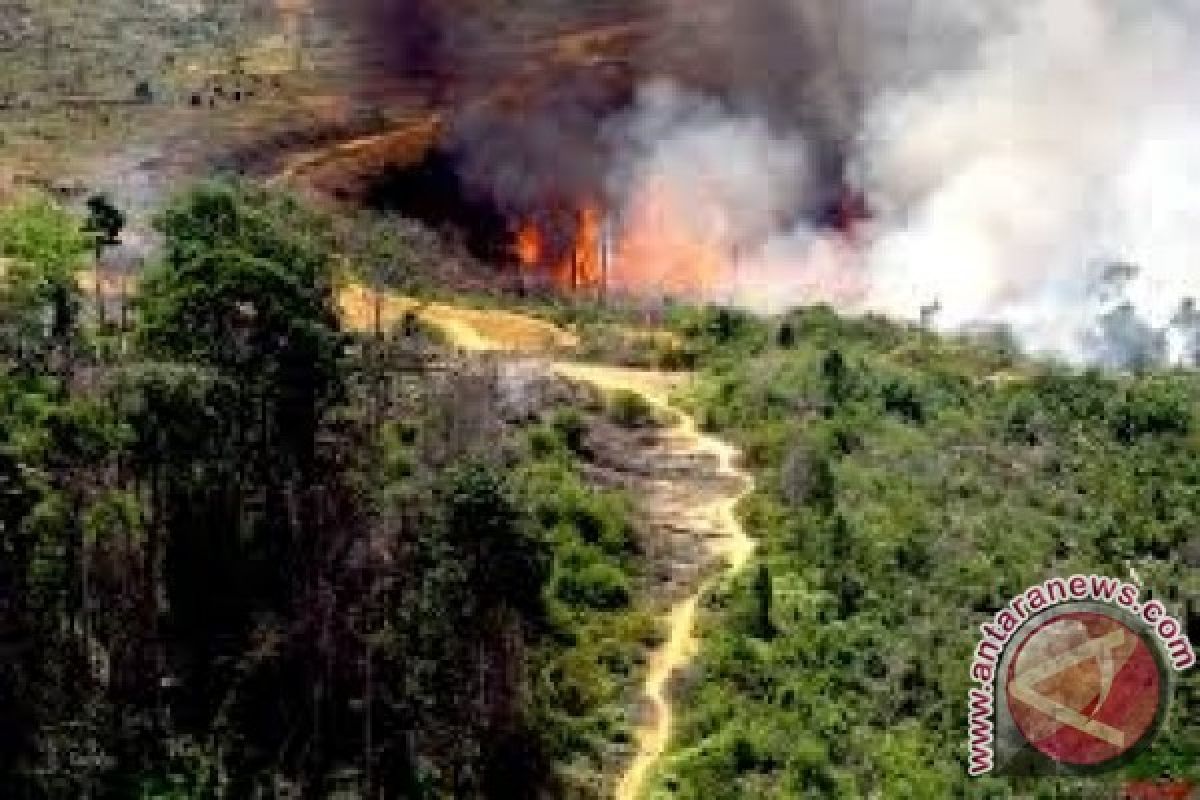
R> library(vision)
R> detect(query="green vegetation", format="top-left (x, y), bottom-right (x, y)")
top-left (516, 411), bottom-right (659, 795)
top-left (0, 184), bottom-right (654, 797)
top-left (605, 388), bottom-right (663, 429)
top-left (3, 176), bottom-right (1197, 799)
top-left (645, 305), bottom-right (1199, 797)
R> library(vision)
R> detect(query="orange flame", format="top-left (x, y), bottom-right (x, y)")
top-left (513, 202), bottom-right (606, 292)
top-left (515, 222), bottom-right (544, 268)
top-left (569, 203), bottom-right (603, 290)
top-left (511, 187), bottom-right (867, 303)
top-left (609, 176), bottom-right (732, 298)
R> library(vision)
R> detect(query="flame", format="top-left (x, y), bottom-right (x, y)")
top-left (609, 176), bottom-right (733, 299)
top-left (511, 187), bottom-right (868, 305)
top-left (515, 222), bottom-right (544, 268)
top-left (512, 202), bottom-right (605, 291)
top-left (605, 180), bottom-right (870, 306)
top-left (570, 203), bottom-right (604, 290)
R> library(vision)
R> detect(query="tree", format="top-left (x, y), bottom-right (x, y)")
top-left (753, 563), bottom-right (775, 640)
top-left (131, 184), bottom-right (349, 784)
top-left (136, 182), bottom-right (346, 613)
top-left (83, 194), bottom-right (125, 326)
top-left (84, 194), bottom-right (124, 253)
top-left (439, 461), bottom-right (546, 624)
top-left (0, 197), bottom-right (124, 793)
top-left (776, 322), bottom-right (796, 349)
top-left (821, 348), bottom-right (851, 405)
top-left (436, 461), bottom-right (549, 796)
top-left (0, 195), bottom-right (89, 380)
top-left (138, 182), bottom-right (344, 476)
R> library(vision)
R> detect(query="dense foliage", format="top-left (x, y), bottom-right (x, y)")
top-left (0, 185), bottom-right (650, 798)
top-left (5, 184), bottom-right (1196, 798)
top-left (647, 306), bottom-right (1199, 797)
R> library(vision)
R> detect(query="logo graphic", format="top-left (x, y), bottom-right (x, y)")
top-left (1005, 610), bottom-right (1165, 768)
top-left (968, 576), bottom-right (1194, 777)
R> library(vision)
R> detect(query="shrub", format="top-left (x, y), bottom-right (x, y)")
top-left (881, 378), bottom-right (925, 424)
top-left (551, 408), bottom-right (587, 454)
top-left (606, 389), bottom-right (659, 428)
top-left (555, 561), bottom-right (632, 611)
top-left (1113, 380), bottom-right (1194, 443)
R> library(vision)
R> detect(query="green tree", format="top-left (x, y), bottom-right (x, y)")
top-left (440, 461), bottom-right (546, 623)
top-left (83, 194), bottom-right (125, 254)
top-left (138, 182), bottom-right (344, 476)
top-left (130, 184), bottom-right (349, 788)
top-left (0, 196), bottom-right (89, 378)
top-left (821, 348), bottom-right (851, 405)
top-left (0, 197), bottom-right (124, 792)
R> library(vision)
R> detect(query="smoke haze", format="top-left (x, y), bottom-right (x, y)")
top-left (859, 0), bottom-right (1200, 365)
top-left (341, 0), bottom-right (1200, 365)
top-left (617, 0), bottom-right (1200, 365)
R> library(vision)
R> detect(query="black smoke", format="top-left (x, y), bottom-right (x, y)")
top-left (330, 0), bottom-right (882, 215)
top-left (329, 0), bottom-right (462, 83)
top-left (326, 0), bottom-right (642, 258)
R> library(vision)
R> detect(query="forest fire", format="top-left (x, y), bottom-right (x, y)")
top-left (607, 175), bottom-right (734, 299)
top-left (512, 202), bottom-right (605, 291)
top-left (513, 183), bottom-right (871, 303)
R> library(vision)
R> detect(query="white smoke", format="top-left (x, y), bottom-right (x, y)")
top-left (604, 83), bottom-right (872, 312)
top-left (604, 84), bottom-right (829, 307)
top-left (863, 0), bottom-right (1200, 362)
top-left (616, 0), bottom-right (1200, 365)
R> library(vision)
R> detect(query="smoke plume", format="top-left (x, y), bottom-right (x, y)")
top-left (611, 0), bottom-right (1200, 365)
top-left (341, 0), bottom-right (1200, 365)
top-left (859, 0), bottom-right (1200, 364)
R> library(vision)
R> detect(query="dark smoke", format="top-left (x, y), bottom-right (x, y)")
top-left (448, 67), bottom-right (628, 221)
top-left (329, 0), bottom-right (642, 259)
top-left (330, 0), bottom-right (885, 221)
top-left (641, 2), bottom-right (866, 198)
top-left (329, 0), bottom-right (468, 83)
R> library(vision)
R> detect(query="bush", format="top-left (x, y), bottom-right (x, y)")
top-left (551, 408), bottom-right (587, 453)
top-left (881, 378), bottom-right (925, 424)
top-left (555, 561), bottom-right (632, 611)
top-left (606, 389), bottom-right (659, 428)
top-left (1113, 380), bottom-right (1194, 443)
top-left (527, 423), bottom-right (565, 460)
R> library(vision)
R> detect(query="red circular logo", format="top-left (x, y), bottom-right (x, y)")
top-left (1005, 610), bottom-right (1164, 767)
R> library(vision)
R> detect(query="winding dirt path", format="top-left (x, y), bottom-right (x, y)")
top-left (554, 364), bottom-right (756, 800)
top-left (340, 294), bottom-right (756, 799)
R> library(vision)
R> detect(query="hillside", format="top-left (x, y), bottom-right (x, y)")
top-left (639, 306), bottom-right (1200, 796)
top-left (2, 181), bottom-right (1195, 796)
top-left (0, 0), bottom-right (359, 203)
top-left (2, 2), bottom-right (1198, 796)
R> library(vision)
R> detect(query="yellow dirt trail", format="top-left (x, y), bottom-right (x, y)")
top-left (555, 364), bottom-right (756, 800)
top-left (337, 285), bottom-right (580, 352)
top-left (341, 290), bottom-right (756, 800)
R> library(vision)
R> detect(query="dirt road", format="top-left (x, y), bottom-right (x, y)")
top-left (341, 295), bottom-right (755, 800)
top-left (286, 25), bottom-right (729, 790)
top-left (555, 364), bottom-right (755, 800)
